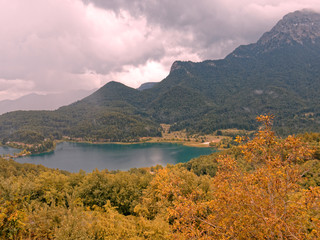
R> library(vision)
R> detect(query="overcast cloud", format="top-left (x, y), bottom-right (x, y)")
top-left (0, 0), bottom-right (319, 101)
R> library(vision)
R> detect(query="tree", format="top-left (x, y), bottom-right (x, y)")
top-left (169, 115), bottom-right (320, 239)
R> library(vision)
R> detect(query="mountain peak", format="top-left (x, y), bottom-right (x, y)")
top-left (229, 10), bottom-right (320, 58)
top-left (258, 9), bottom-right (320, 47)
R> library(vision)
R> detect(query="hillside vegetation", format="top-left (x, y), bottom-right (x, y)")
top-left (1, 115), bottom-right (320, 239)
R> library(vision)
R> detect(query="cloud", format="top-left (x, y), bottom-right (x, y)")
top-left (0, 0), bottom-right (166, 98)
top-left (0, 79), bottom-right (35, 101)
top-left (84, 0), bottom-right (320, 57)
top-left (0, 0), bottom-right (320, 100)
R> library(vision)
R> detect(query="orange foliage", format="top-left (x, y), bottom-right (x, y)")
top-left (169, 115), bottom-right (320, 239)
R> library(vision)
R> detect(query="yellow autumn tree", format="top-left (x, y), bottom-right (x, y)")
top-left (169, 115), bottom-right (320, 239)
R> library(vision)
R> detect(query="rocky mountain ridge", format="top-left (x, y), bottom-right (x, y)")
top-left (229, 9), bottom-right (320, 58)
top-left (259, 10), bottom-right (320, 46)
top-left (1, 10), bottom-right (320, 142)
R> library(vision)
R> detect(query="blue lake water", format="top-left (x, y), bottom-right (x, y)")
top-left (3, 142), bottom-right (214, 172)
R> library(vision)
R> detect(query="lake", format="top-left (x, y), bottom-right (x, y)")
top-left (4, 142), bottom-right (214, 172)
top-left (0, 145), bottom-right (21, 155)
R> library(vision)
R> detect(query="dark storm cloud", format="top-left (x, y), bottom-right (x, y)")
top-left (86, 0), bottom-right (320, 58)
top-left (0, 0), bottom-right (319, 101)
top-left (82, 0), bottom-right (299, 58)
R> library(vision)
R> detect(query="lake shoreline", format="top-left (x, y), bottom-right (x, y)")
top-left (2, 138), bottom-right (215, 158)
top-left (1, 133), bottom-right (219, 158)
top-left (14, 142), bottom-right (215, 172)
top-left (60, 139), bottom-right (213, 148)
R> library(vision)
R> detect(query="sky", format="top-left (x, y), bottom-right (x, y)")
top-left (0, 0), bottom-right (320, 101)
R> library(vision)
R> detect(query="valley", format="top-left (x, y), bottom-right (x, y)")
top-left (1, 9), bottom-right (320, 239)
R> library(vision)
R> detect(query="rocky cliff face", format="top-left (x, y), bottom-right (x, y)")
top-left (258, 10), bottom-right (320, 47)
top-left (230, 10), bottom-right (320, 57)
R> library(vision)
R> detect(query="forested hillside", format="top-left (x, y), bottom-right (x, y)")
top-left (1, 10), bottom-right (320, 144)
top-left (1, 115), bottom-right (320, 239)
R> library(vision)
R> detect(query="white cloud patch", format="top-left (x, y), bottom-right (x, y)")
top-left (0, 0), bottom-right (320, 101)
top-left (105, 61), bottom-right (169, 88)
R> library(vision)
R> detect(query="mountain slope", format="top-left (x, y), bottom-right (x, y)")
top-left (137, 82), bottom-right (158, 91)
top-left (1, 10), bottom-right (320, 142)
top-left (149, 10), bottom-right (320, 134)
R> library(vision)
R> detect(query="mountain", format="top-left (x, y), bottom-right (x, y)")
top-left (137, 82), bottom-right (158, 91)
top-left (0, 89), bottom-right (96, 115)
top-left (153, 9), bottom-right (320, 134)
top-left (1, 10), bottom-right (320, 143)
top-left (231, 10), bottom-right (320, 57)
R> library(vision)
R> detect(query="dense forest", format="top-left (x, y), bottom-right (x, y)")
top-left (1, 115), bottom-right (320, 239)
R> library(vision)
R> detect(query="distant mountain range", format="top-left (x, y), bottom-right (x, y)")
top-left (137, 82), bottom-right (158, 91)
top-left (1, 10), bottom-right (320, 143)
top-left (0, 90), bottom-right (96, 115)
